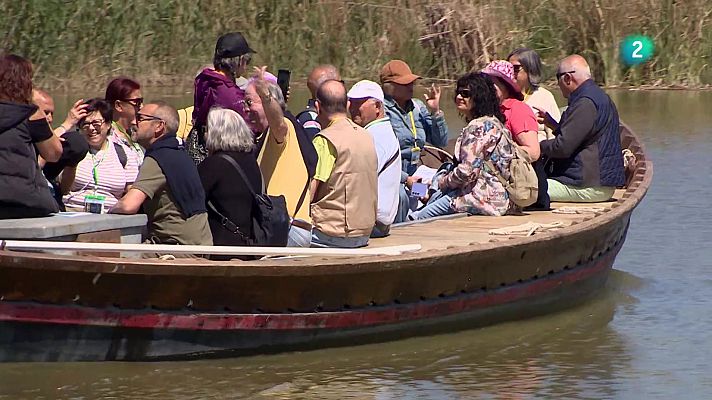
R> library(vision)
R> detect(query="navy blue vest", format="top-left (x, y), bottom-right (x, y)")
top-left (554, 80), bottom-right (625, 187)
top-left (145, 134), bottom-right (206, 218)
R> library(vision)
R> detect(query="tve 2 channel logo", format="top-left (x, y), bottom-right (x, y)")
top-left (620, 35), bottom-right (655, 66)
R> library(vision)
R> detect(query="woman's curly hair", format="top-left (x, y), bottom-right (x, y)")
top-left (0, 54), bottom-right (34, 104)
top-left (454, 72), bottom-right (505, 124)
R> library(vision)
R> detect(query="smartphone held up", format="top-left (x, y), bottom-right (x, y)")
top-left (277, 69), bottom-right (290, 101)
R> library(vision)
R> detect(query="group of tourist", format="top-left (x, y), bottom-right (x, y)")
top-left (0, 31), bottom-right (626, 257)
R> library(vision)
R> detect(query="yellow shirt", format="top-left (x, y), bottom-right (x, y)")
top-left (312, 135), bottom-right (338, 182)
top-left (176, 106), bottom-right (194, 140)
top-left (257, 117), bottom-right (311, 222)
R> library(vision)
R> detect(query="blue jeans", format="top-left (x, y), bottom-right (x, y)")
top-left (287, 224), bottom-right (312, 247)
top-left (410, 190), bottom-right (455, 220)
top-left (395, 183), bottom-right (419, 223)
top-left (310, 229), bottom-right (369, 248)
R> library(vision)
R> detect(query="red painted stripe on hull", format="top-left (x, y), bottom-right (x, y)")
top-left (0, 249), bottom-right (616, 332)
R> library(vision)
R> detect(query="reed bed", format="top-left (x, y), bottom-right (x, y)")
top-left (1, 0), bottom-right (710, 89)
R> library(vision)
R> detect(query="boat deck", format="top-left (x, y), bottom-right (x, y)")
top-left (369, 189), bottom-right (627, 253)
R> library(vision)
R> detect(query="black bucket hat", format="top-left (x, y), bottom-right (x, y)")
top-left (215, 32), bottom-right (256, 58)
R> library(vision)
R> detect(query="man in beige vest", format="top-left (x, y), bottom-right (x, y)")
top-left (309, 80), bottom-right (378, 248)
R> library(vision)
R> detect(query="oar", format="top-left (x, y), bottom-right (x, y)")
top-left (0, 240), bottom-right (421, 257)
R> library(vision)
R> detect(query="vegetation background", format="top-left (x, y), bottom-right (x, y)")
top-left (2, 0), bottom-right (711, 90)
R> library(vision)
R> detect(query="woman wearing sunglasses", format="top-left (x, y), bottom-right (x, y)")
top-left (482, 60), bottom-right (549, 210)
top-left (409, 73), bottom-right (515, 220)
top-left (105, 76), bottom-right (145, 169)
top-left (508, 48), bottom-right (561, 142)
top-left (61, 98), bottom-right (135, 211)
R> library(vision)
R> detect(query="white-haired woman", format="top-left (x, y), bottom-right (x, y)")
top-left (198, 107), bottom-right (261, 259)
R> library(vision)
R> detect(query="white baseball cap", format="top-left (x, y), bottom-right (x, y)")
top-left (347, 80), bottom-right (385, 103)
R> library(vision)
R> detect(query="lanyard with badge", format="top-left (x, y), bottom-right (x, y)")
top-left (84, 145), bottom-right (107, 214)
top-left (408, 110), bottom-right (421, 165)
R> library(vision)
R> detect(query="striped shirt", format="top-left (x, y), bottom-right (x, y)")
top-left (63, 141), bottom-right (133, 209)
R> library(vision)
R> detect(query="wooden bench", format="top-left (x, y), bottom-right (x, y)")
top-left (0, 213), bottom-right (147, 257)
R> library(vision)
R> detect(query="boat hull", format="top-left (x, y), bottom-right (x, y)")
top-left (0, 223), bottom-right (624, 362)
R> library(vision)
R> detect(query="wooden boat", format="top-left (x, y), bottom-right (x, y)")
top-left (0, 124), bottom-right (651, 362)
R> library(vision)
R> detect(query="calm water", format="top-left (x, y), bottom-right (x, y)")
top-left (1, 88), bottom-right (711, 399)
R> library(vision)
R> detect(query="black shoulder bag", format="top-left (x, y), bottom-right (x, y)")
top-left (211, 153), bottom-right (290, 247)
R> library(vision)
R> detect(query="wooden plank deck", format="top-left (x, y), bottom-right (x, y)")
top-left (368, 189), bottom-right (626, 252)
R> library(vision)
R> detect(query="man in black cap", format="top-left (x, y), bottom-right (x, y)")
top-left (188, 32), bottom-right (256, 164)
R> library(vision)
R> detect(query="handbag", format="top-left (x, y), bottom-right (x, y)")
top-left (213, 153), bottom-right (290, 247)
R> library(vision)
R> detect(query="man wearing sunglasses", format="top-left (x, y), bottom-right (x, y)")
top-left (539, 55), bottom-right (625, 203)
top-left (111, 102), bottom-right (212, 252)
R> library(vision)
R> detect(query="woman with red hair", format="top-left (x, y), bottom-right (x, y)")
top-left (0, 54), bottom-right (63, 218)
top-left (104, 76), bottom-right (142, 181)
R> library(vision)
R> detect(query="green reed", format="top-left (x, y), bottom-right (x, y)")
top-left (1, 0), bottom-right (710, 90)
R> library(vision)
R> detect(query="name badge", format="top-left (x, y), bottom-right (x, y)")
top-left (84, 194), bottom-right (106, 214)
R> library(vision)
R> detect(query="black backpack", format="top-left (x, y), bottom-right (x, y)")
top-left (214, 153), bottom-right (290, 247)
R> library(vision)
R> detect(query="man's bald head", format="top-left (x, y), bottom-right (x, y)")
top-left (307, 65), bottom-right (341, 98)
top-left (32, 89), bottom-right (55, 124)
top-left (315, 79), bottom-right (348, 123)
top-left (557, 55), bottom-right (593, 98)
top-left (558, 55), bottom-right (592, 81)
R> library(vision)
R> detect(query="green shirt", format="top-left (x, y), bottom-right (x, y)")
top-left (133, 157), bottom-right (213, 246)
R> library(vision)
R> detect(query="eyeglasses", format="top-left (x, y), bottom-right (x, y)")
top-left (455, 88), bottom-right (472, 98)
top-left (79, 119), bottom-right (105, 130)
top-left (122, 97), bottom-right (144, 109)
top-left (512, 64), bottom-right (524, 74)
top-left (556, 71), bottom-right (576, 80)
top-left (241, 98), bottom-right (254, 108)
top-left (135, 112), bottom-right (163, 124)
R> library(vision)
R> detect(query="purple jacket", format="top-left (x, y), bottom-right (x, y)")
top-left (192, 68), bottom-right (247, 128)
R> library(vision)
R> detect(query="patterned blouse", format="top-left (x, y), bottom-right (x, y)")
top-left (109, 122), bottom-right (145, 166)
top-left (442, 116), bottom-right (514, 216)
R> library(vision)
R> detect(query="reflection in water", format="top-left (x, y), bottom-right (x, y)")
top-left (4, 90), bottom-right (712, 398)
top-left (0, 271), bottom-right (637, 399)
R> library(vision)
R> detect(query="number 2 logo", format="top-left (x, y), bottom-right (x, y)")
top-left (631, 40), bottom-right (644, 59)
top-left (621, 35), bottom-right (653, 66)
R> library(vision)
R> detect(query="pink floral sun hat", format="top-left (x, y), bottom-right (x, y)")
top-left (481, 60), bottom-right (524, 100)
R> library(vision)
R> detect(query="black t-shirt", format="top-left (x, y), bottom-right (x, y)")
top-left (27, 118), bottom-right (54, 142)
top-left (198, 151), bottom-right (262, 249)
